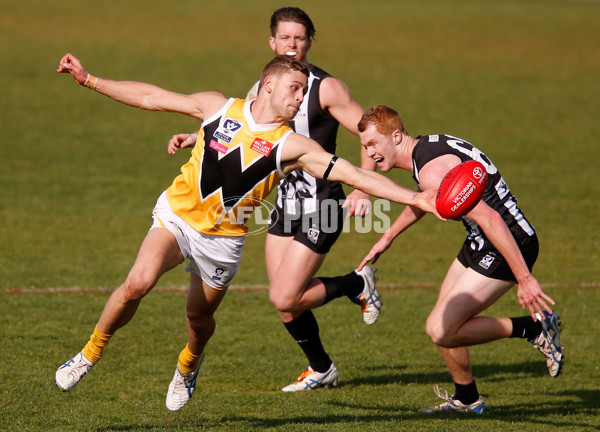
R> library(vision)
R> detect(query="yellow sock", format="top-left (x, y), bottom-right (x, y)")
top-left (81, 326), bottom-right (113, 364)
top-left (177, 344), bottom-right (202, 375)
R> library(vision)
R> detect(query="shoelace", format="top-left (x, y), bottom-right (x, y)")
top-left (359, 274), bottom-right (380, 312)
top-left (294, 368), bottom-right (313, 383)
top-left (433, 384), bottom-right (453, 402)
top-left (359, 295), bottom-right (368, 312)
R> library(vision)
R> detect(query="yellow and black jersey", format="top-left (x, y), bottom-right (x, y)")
top-left (166, 98), bottom-right (293, 236)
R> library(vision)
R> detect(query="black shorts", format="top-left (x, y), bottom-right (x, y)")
top-left (267, 194), bottom-right (346, 254)
top-left (457, 234), bottom-right (539, 282)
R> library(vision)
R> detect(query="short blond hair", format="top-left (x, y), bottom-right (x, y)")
top-left (260, 55), bottom-right (310, 88)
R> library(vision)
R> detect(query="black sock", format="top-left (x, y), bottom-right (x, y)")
top-left (321, 271), bottom-right (363, 305)
top-left (283, 310), bottom-right (331, 373)
top-left (454, 381), bottom-right (479, 405)
top-left (510, 316), bottom-right (543, 340)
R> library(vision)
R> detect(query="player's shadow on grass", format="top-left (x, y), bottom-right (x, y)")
top-left (93, 389), bottom-right (599, 432)
top-left (213, 389), bottom-right (599, 431)
top-left (337, 360), bottom-right (550, 388)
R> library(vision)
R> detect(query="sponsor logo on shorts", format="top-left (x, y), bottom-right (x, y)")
top-left (479, 252), bottom-right (496, 270)
top-left (212, 267), bottom-right (225, 281)
top-left (307, 227), bottom-right (320, 244)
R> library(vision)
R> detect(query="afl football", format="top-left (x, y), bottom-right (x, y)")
top-left (435, 160), bottom-right (488, 219)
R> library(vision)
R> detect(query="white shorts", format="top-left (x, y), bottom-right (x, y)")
top-left (151, 191), bottom-right (246, 290)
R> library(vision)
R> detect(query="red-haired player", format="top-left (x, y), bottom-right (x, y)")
top-left (357, 105), bottom-right (563, 414)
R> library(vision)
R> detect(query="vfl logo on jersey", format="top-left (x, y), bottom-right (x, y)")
top-left (212, 267), bottom-right (226, 282)
top-left (479, 252), bottom-right (496, 270)
top-left (214, 118), bottom-right (244, 144)
top-left (429, 135), bottom-right (439, 142)
top-left (250, 139), bottom-right (274, 157)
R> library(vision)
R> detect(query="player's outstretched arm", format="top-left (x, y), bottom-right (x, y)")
top-left (283, 133), bottom-right (440, 217)
top-left (329, 159), bottom-right (439, 218)
top-left (358, 205), bottom-right (425, 271)
top-left (56, 53), bottom-right (226, 122)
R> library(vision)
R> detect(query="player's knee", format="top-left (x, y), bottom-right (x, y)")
top-left (269, 289), bottom-right (295, 312)
top-left (425, 317), bottom-right (451, 346)
top-left (187, 311), bottom-right (215, 335)
top-left (270, 296), bottom-right (294, 312)
top-left (120, 274), bottom-right (154, 301)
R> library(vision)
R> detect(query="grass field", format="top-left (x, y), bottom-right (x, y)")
top-left (1, 0), bottom-right (599, 431)
top-left (2, 288), bottom-right (599, 431)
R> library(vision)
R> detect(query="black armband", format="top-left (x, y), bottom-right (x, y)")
top-left (322, 155), bottom-right (339, 181)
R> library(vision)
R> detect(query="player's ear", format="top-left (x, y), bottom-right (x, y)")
top-left (269, 37), bottom-right (276, 53)
top-left (392, 130), bottom-right (402, 145)
top-left (263, 76), bottom-right (274, 93)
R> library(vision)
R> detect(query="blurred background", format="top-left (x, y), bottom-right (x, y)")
top-left (1, 0), bottom-right (598, 290)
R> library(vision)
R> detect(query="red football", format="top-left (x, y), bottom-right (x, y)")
top-left (435, 160), bottom-right (488, 219)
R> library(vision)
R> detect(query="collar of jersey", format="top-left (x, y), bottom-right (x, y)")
top-left (244, 100), bottom-right (287, 132)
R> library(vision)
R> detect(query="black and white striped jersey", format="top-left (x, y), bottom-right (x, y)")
top-left (412, 134), bottom-right (535, 251)
top-left (274, 65), bottom-right (345, 218)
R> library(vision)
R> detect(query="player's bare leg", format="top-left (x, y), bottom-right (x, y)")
top-left (97, 228), bottom-right (184, 334)
top-left (421, 260), bottom-right (512, 413)
top-left (185, 272), bottom-right (227, 355)
top-left (427, 260), bottom-right (513, 346)
top-left (166, 272), bottom-right (227, 411)
top-left (267, 234), bottom-right (378, 320)
top-left (56, 228), bottom-right (183, 392)
top-left (266, 234), bottom-right (339, 391)
top-left (266, 234), bottom-right (328, 313)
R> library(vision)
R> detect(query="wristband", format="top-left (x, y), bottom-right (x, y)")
top-left (323, 155), bottom-right (339, 181)
top-left (84, 74), bottom-right (98, 90)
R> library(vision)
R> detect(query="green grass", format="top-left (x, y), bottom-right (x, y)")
top-left (1, 0), bottom-right (598, 289)
top-left (1, 0), bottom-right (599, 430)
top-left (1, 288), bottom-right (599, 431)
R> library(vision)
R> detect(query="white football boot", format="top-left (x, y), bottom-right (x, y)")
top-left (166, 354), bottom-right (204, 411)
top-left (354, 266), bottom-right (381, 324)
top-left (282, 362), bottom-right (338, 392)
top-left (530, 311), bottom-right (564, 377)
top-left (419, 384), bottom-right (487, 414)
top-left (55, 352), bottom-right (94, 391)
